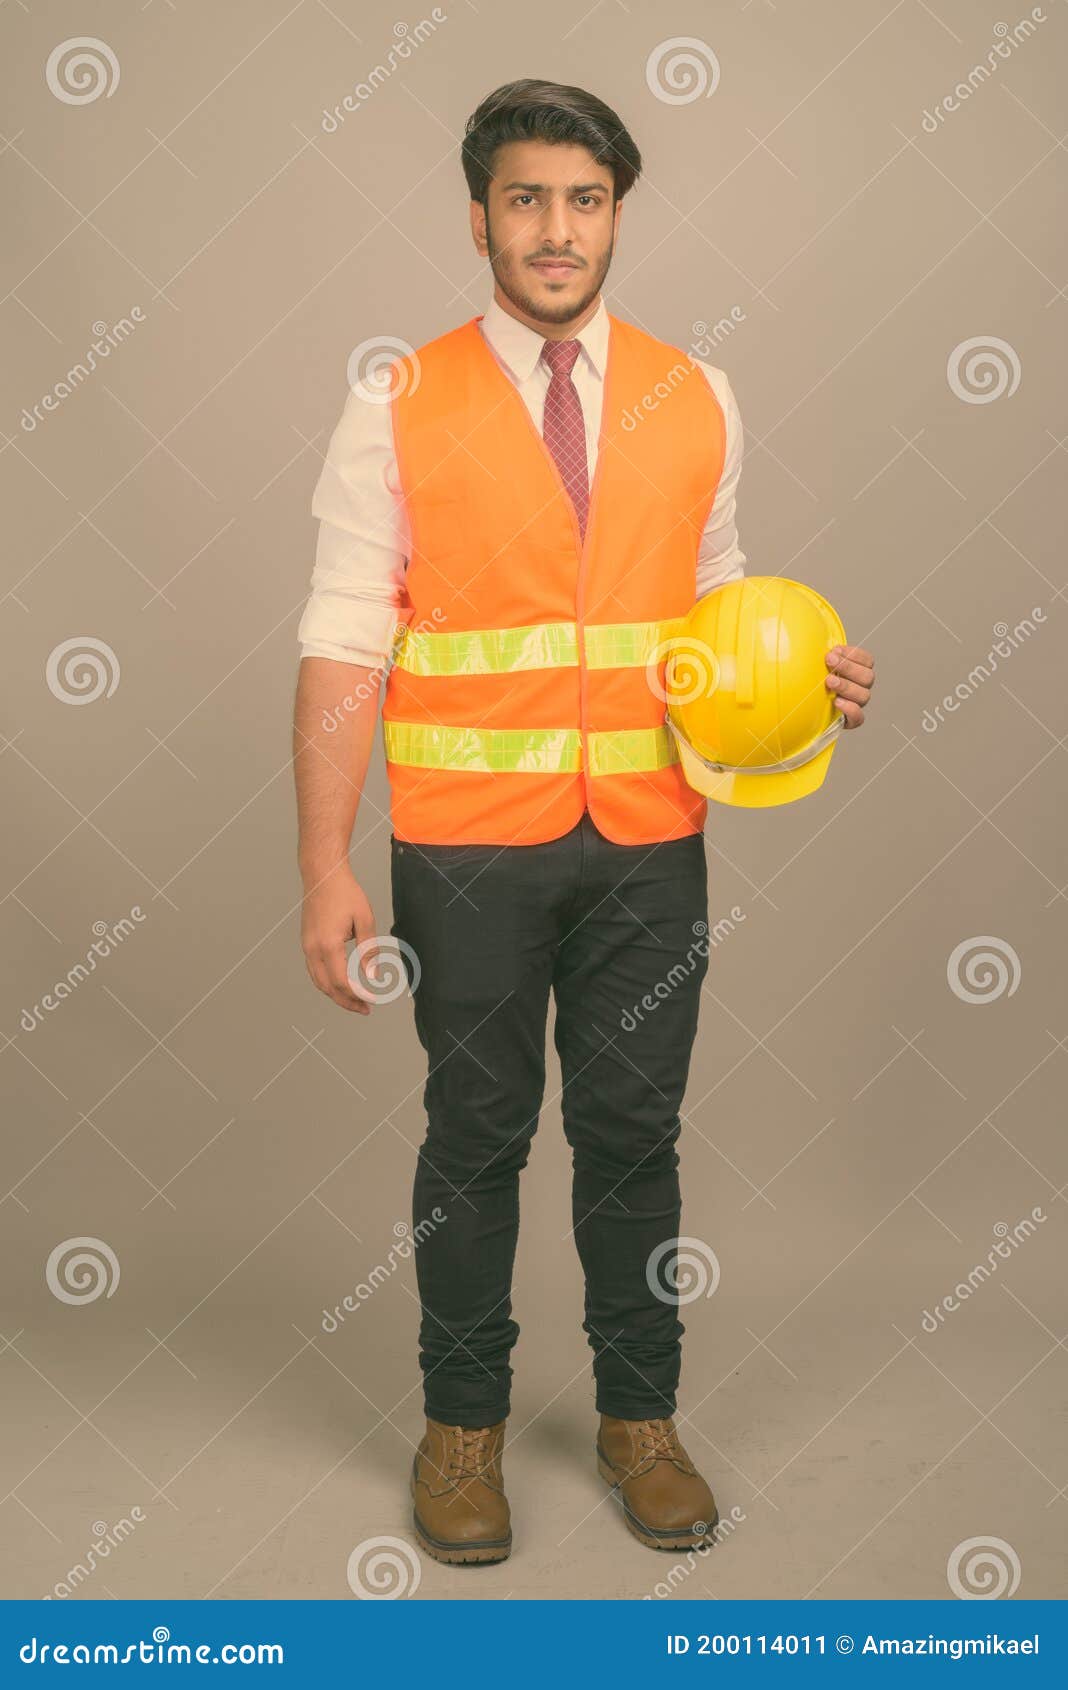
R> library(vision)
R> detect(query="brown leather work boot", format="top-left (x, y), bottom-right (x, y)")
top-left (410, 1417), bottom-right (511, 1565)
top-left (597, 1414), bottom-right (718, 1550)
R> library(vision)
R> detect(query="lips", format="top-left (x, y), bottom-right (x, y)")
top-left (532, 260), bottom-right (578, 275)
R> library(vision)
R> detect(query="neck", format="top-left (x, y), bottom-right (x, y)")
top-left (490, 285), bottom-right (602, 341)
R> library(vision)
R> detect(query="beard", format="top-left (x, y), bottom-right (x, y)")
top-left (485, 216), bottom-right (613, 326)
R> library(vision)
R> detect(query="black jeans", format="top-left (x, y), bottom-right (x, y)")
top-left (389, 809), bottom-right (709, 1428)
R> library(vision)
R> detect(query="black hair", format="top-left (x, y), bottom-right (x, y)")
top-left (461, 79), bottom-right (642, 206)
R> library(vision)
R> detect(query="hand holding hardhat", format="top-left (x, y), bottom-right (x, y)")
top-left (663, 577), bottom-right (876, 809)
top-left (822, 640), bottom-right (875, 730)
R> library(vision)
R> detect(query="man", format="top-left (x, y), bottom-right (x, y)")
top-left (293, 79), bottom-right (875, 1566)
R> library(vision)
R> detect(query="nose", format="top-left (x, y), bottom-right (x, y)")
top-left (539, 193), bottom-right (576, 248)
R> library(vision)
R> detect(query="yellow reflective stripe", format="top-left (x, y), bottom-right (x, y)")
top-left (588, 726), bottom-right (678, 776)
top-left (383, 722), bottom-right (678, 776)
top-left (584, 619), bottom-right (686, 669)
top-left (392, 619), bottom-right (686, 676)
top-left (384, 722), bottom-right (582, 772)
top-left (395, 621), bottom-right (577, 676)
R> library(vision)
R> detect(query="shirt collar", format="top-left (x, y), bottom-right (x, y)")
top-left (478, 293), bottom-right (609, 383)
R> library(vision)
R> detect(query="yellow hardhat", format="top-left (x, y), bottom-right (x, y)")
top-left (664, 576), bottom-right (848, 809)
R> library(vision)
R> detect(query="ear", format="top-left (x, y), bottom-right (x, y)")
top-left (470, 198), bottom-right (488, 257)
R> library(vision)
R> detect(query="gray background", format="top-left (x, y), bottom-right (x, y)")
top-left (1, 0), bottom-right (1065, 1602)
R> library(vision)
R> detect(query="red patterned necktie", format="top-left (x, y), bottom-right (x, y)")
top-left (540, 338), bottom-right (589, 541)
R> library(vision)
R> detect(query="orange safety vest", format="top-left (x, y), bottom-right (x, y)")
top-left (382, 312), bottom-right (727, 845)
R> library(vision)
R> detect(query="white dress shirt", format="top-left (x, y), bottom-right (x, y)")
top-left (297, 295), bottom-right (747, 667)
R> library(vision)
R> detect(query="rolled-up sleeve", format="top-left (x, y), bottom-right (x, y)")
top-left (694, 364), bottom-right (747, 598)
top-left (297, 383), bottom-right (412, 668)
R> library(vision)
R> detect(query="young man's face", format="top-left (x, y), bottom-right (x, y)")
top-left (471, 139), bottom-right (622, 331)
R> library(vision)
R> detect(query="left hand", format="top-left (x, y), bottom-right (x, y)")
top-left (825, 644), bottom-right (875, 728)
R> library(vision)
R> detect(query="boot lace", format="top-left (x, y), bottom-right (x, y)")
top-left (637, 1418), bottom-right (684, 1462)
top-left (447, 1426), bottom-right (494, 1480)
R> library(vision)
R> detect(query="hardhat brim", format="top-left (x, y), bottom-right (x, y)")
top-left (674, 733), bottom-right (838, 809)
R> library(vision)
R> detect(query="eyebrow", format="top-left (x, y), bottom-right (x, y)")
top-left (498, 180), bottom-right (609, 194)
